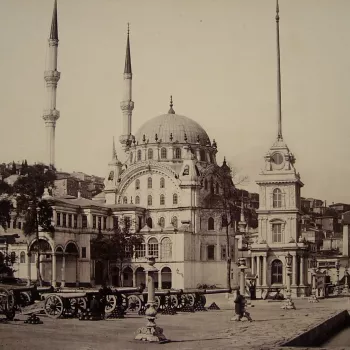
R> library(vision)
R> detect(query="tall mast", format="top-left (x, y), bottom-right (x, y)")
top-left (276, 0), bottom-right (283, 141)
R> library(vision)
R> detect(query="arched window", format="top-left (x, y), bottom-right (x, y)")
top-left (147, 177), bottom-right (152, 189)
top-left (147, 217), bottom-right (153, 228)
top-left (137, 149), bottom-right (142, 161)
top-left (135, 196), bottom-right (140, 205)
top-left (20, 251), bottom-right (25, 263)
top-left (117, 197), bottom-right (121, 204)
top-left (160, 177), bottom-right (165, 188)
top-left (173, 193), bottom-right (178, 205)
top-left (208, 217), bottom-right (214, 230)
top-left (210, 178), bottom-right (214, 193)
top-left (273, 188), bottom-right (282, 208)
top-left (147, 195), bottom-right (152, 206)
top-left (159, 217), bottom-right (165, 228)
top-left (135, 179), bottom-right (140, 190)
top-left (161, 238), bottom-right (172, 260)
top-left (204, 179), bottom-right (208, 190)
top-left (148, 237), bottom-right (159, 257)
top-left (161, 148), bottom-right (167, 159)
top-left (200, 149), bottom-right (206, 161)
top-left (216, 183), bottom-right (219, 194)
top-left (130, 152), bottom-right (133, 163)
top-left (123, 196), bottom-right (127, 204)
top-left (172, 216), bottom-right (178, 229)
top-left (271, 259), bottom-right (283, 284)
top-left (148, 148), bottom-right (153, 160)
top-left (175, 148), bottom-right (181, 159)
top-left (160, 194), bottom-right (165, 205)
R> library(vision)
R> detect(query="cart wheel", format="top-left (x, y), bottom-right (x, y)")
top-left (154, 296), bottom-right (161, 310)
top-left (105, 295), bottom-right (117, 314)
top-left (44, 295), bottom-right (64, 319)
top-left (187, 293), bottom-right (195, 307)
top-left (127, 295), bottom-right (142, 313)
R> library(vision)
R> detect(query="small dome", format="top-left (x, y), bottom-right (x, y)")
top-left (134, 113), bottom-right (210, 146)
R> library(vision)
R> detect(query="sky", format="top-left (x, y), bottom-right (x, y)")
top-left (1, 0), bottom-right (350, 204)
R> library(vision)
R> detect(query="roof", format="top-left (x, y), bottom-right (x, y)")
top-left (4, 174), bottom-right (18, 185)
top-left (134, 112), bottom-right (210, 146)
top-left (343, 211), bottom-right (350, 224)
top-left (329, 203), bottom-right (350, 207)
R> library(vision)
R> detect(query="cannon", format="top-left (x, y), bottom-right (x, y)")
top-left (42, 286), bottom-right (144, 319)
top-left (0, 279), bottom-right (53, 320)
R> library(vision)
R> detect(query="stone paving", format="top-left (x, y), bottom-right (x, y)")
top-left (0, 295), bottom-right (350, 350)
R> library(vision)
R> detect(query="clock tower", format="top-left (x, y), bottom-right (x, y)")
top-left (249, 0), bottom-right (310, 298)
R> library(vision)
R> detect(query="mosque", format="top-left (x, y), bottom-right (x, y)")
top-left (7, 0), bottom-right (311, 295)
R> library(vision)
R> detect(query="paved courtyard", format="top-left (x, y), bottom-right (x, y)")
top-left (0, 295), bottom-right (349, 350)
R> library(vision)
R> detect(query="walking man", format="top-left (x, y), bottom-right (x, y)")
top-left (233, 289), bottom-right (253, 322)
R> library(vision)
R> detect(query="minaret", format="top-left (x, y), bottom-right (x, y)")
top-left (119, 23), bottom-right (134, 148)
top-left (276, 0), bottom-right (283, 141)
top-left (238, 193), bottom-right (247, 234)
top-left (42, 0), bottom-right (60, 168)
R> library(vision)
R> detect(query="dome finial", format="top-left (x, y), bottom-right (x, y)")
top-left (168, 95), bottom-right (175, 114)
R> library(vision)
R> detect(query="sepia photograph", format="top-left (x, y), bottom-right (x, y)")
top-left (1, 0), bottom-right (350, 349)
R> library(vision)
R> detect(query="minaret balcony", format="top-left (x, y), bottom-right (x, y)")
top-left (44, 70), bottom-right (61, 83)
top-left (120, 100), bottom-right (134, 111)
top-left (43, 109), bottom-right (60, 122)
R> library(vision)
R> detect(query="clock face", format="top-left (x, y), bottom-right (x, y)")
top-left (272, 152), bottom-right (284, 165)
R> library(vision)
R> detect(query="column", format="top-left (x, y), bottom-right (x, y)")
top-left (263, 256), bottom-right (267, 286)
top-left (300, 255), bottom-right (305, 286)
top-left (39, 254), bottom-right (45, 282)
top-left (52, 253), bottom-right (57, 287)
top-left (27, 253), bottom-right (32, 286)
top-left (76, 256), bottom-right (80, 287)
top-left (61, 254), bottom-right (66, 287)
top-left (158, 270), bottom-right (162, 290)
top-left (251, 256), bottom-right (256, 275)
top-left (133, 271), bottom-right (136, 287)
top-left (292, 253), bottom-right (297, 286)
top-left (256, 256), bottom-right (261, 286)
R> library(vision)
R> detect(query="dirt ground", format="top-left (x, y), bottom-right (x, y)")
top-left (0, 294), bottom-right (349, 350)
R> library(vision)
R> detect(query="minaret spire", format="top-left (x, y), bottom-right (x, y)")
top-left (276, 0), bottom-right (283, 141)
top-left (43, 0), bottom-right (60, 167)
top-left (112, 137), bottom-right (117, 159)
top-left (120, 23), bottom-right (134, 148)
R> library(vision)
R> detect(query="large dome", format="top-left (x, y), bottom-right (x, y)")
top-left (134, 112), bottom-right (210, 146)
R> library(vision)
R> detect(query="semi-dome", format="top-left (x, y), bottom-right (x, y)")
top-left (134, 112), bottom-right (210, 146)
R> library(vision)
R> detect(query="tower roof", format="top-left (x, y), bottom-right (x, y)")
top-left (124, 23), bottom-right (132, 74)
top-left (50, 0), bottom-right (58, 40)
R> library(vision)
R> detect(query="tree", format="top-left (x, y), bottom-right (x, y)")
top-left (207, 159), bottom-right (250, 289)
top-left (13, 164), bottom-right (56, 286)
top-left (11, 162), bottom-right (16, 175)
top-left (90, 220), bottom-right (143, 286)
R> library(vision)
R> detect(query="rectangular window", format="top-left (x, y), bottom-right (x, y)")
top-left (93, 215), bottom-right (96, 229)
top-left (82, 247), bottom-right (86, 258)
top-left (113, 217), bottom-right (119, 229)
top-left (68, 214), bottom-right (72, 228)
top-left (63, 214), bottom-right (67, 227)
top-left (12, 220), bottom-right (16, 229)
top-left (221, 245), bottom-right (227, 260)
top-left (207, 245), bottom-right (215, 260)
top-left (103, 217), bottom-right (107, 230)
top-left (74, 214), bottom-right (78, 228)
top-left (18, 221), bottom-right (22, 229)
top-left (56, 213), bottom-right (61, 226)
top-left (82, 215), bottom-right (88, 228)
top-left (135, 243), bottom-right (146, 258)
top-left (125, 245), bottom-right (132, 259)
top-left (98, 216), bottom-right (102, 230)
top-left (272, 224), bottom-right (282, 243)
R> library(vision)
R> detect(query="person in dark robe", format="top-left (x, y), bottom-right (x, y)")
top-left (90, 295), bottom-right (100, 320)
top-left (234, 290), bottom-right (252, 322)
top-left (249, 280), bottom-right (256, 300)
